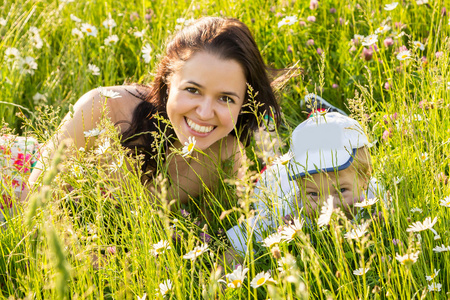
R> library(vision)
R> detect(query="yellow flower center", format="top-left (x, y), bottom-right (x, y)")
top-left (256, 277), bottom-right (266, 286)
top-left (87, 28), bottom-right (92, 33)
top-left (430, 274), bottom-right (436, 279)
top-left (188, 143), bottom-right (194, 152)
top-left (231, 279), bottom-right (242, 287)
top-left (195, 249), bottom-right (203, 254)
top-left (446, 201), bottom-right (450, 206)
top-left (285, 19), bottom-right (290, 23)
top-left (402, 54), bottom-right (408, 59)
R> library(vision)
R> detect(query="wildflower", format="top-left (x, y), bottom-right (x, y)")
top-left (439, 196), bottom-right (450, 207)
top-left (104, 34), bottom-right (119, 46)
top-left (83, 128), bottom-right (105, 137)
top-left (32, 92), bottom-right (47, 105)
top-left (181, 136), bottom-right (196, 157)
top-left (88, 64), bottom-right (101, 76)
top-left (433, 245), bottom-right (450, 252)
top-left (5, 47), bottom-right (21, 62)
top-left (435, 51), bottom-right (443, 59)
top-left (316, 48), bottom-right (323, 55)
top-left (110, 157), bottom-right (123, 172)
top-left (28, 27), bottom-right (43, 49)
top-left (354, 197), bottom-right (379, 208)
top-left (416, 0), bottom-right (428, 5)
top-left (332, 83), bottom-right (338, 89)
top-left (0, 17), bottom-right (6, 26)
top-left (277, 254), bottom-right (296, 273)
top-left (176, 17), bottom-right (186, 24)
top-left (278, 16), bottom-right (298, 28)
top-left (428, 282), bottom-right (442, 292)
top-left (384, 37), bottom-right (394, 47)
top-left (72, 28), bottom-right (83, 38)
top-left (183, 243), bottom-right (208, 260)
top-left (406, 216), bottom-right (437, 232)
top-left (95, 140), bottom-right (110, 155)
top-left (329, 8), bottom-right (336, 13)
top-left (80, 23), bottom-right (98, 37)
top-left (353, 34), bottom-right (364, 45)
top-left (353, 267), bottom-right (369, 276)
top-left (137, 293), bottom-right (146, 300)
top-left (384, 82), bottom-right (390, 90)
top-left (344, 222), bottom-right (370, 240)
top-left (133, 29), bottom-right (146, 38)
top-left (199, 232), bottom-right (211, 243)
top-left (97, 86), bottom-right (121, 98)
top-left (70, 14), bottom-right (82, 22)
top-left (157, 279), bottom-right (172, 297)
top-left (306, 16), bottom-right (316, 22)
top-left (396, 50), bottom-right (411, 60)
top-left (362, 34), bottom-right (378, 46)
top-left (273, 151), bottom-right (294, 166)
top-left (218, 265), bottom-right (249, 289)
top-left (410, 207), bottom-right (422, 213)
top-left (141, 43), bottom-right (152, 63)
top-left (306, 39), bottom-right (315, 46)
top-left (262, 233), bottom-right (283, 248)
top-left (392, 238), bottom-right (401, 246)
top-left (419, 152), bottom-right (428, 162)
top-left (250, 271), bottom-right (276, 288)
top-left (395, 251), bottom-right (420, 265)
top-left (375, 25), bottom-right (391, 34)
top-left (317, 195), bottom-right (334, 227)
top-left (18, 56), bottom-right (38, 75)
top-left (413, 41), bottom-right (425, 51)
top-left (310, 0), bottom-right (319, 10)
top-left (384, 2), bottom-right (399, 10)
top-left (426, 269), bottom-right (440, 281)
top-left (150, 240), bottom-right (171, 256)
top-left (102, 16), bottom-right (116, 29)
top-left (280, 217), bottom-right (304, 242)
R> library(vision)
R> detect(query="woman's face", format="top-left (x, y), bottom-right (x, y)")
top-left (166, 51), bottom-right (247, 150)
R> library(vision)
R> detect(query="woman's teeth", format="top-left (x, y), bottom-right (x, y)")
top-left (186, 118), bottom-right (214, 133)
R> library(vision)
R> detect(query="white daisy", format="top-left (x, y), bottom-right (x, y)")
top-left (137, 293), bottom-right (147, 300)
top-left (354, 197), bottom-right (379, 208)
top-left (18, 56), bottom-right (38, 75)
top-left (428, 282), bottom-right (442, 292)
top-left (416, 0), bottom-right (428, 5)
top-left (95, 140), bottom-right (110, 155)
top-left (396, 50), bottom-right (411, 60)
top-left (176, 17), bottom-right (186, 24)
top-left (83, 128), bottom-right (105, 137)
top-left (419, 152), bottom-right (428, 162)
top-left (432, 244), bottom-right (450, 253)
top-left (353, 34), bottom-right (364, 44)
top-left (273, 151), bottom-right (294, 166)
top-left (102, 16), bottom-right (116, 29)
top-left (141, 43), bottom-right (152, 63)
top-left (88, 64), bottom-right (101, 76)
top-left (150, 240), bottom-right (171, 256)
top-left (70, 14), bottom-right (82, 22)
top-left (362, 34), bottom-right (378, 46)
top-left (410, 207), bottom-right (422, 213)
top-left (218, 265), bottom-right (249, 289)
top-left (344, 222), bottom-right (370, 240)
top-left (32, 92), bottom-right (47, 105)
top-left (439, 196), bottom-right (450, 207)
top-left (157, 279), bottom-right (172, 297)
top-left (384, 2), bottom-right (399, 10)
top-left (278, 16), bottom-right (298, 28)
top-left (406, 217), bottom-right (437, 232)
top-left (413, 41), bottom-right (425, 50)
top-left (81, 23), bottom-right (98, 37)
top-left (250, 271), bottom-right (276, 288)
top-left (181, 136), bottom-right (196, 157)
top-left (72, 28), bottom-right (84, 38)
top-left (375, 25), bottom-right (391, 34)
top-left (280, 217), bottom-right (304, 242)
top-left (104, 34), bottom-right (119, 46)
top-left (317, 195), bottom-right (334, 227)
top-left (183, 243), bottom-right (208, 260)
top-left (262, 232), bottom-right (283, 248)
top-left (133, 29), bottom-right (146, 39)
top-left (353, 267), bottom-right (369, 276)
top-left (0, 17), bottom-right (6, 26)
top-left (4, 47), bottom-right (21, 62)
top-left (425, 269), bottom-right (440, 281)
top-left (395, 251), bottom-right (420, 265)
top-left (31, 34), bottom-right (43, 49)
top-left (97, 86), bottom-right (121, 98)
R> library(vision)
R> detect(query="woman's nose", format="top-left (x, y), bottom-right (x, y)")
top-left (196, 97), bottom-right (215, 120)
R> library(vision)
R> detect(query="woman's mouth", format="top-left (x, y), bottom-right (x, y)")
top-left (185, 117), bottom-right (215, 134)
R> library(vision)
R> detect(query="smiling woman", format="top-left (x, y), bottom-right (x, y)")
top-left (23, 16), bottom-right (281, 205)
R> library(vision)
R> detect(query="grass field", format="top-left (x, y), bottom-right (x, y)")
top-left (1, 0), bottom-right (450, 299)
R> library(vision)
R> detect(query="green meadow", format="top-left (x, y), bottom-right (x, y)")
top-left (1, 0), bottom-right (450, 298)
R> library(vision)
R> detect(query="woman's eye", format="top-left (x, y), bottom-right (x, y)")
top-left (186, 87), bottom-right (199, 94)
top-left (219, 95), bottom-right (235, 104)
top-left (339, 188), bottom-right (347, 193)
top-left (308, 192), bottom-right (318, 197)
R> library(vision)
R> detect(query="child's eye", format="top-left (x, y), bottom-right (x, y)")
top-left (186, 87), bottom-right (199, 94)
top-left (339, 188), bottom-right (347, 193)
top-left (308, 192), bottom-right (318, 197)
top-left (219, 95), bottom-right (235, 104)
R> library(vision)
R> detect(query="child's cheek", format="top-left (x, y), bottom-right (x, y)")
top-left (300, 197), bottom-right (319, 217)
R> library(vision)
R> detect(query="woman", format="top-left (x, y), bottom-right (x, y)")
top-left (22, 17), bottom-right (281, 204)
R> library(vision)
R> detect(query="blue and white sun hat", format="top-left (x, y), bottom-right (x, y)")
top-left (288, 112), bottom-right (369, 180)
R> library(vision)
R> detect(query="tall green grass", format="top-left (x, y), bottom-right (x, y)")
top-left (1, 0), bottom-right (450, 298)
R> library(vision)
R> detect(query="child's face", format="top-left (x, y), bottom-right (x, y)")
top-left (295, 167), bottom-right (368, 218)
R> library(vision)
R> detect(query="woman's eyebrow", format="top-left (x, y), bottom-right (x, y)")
top-left (186, 80), bottom-right (241, 99)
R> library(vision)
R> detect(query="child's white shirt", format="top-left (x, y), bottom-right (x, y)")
top-left (226, 164), bottom-right (384, 255)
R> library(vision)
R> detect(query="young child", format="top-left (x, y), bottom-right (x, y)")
top-left (226, 112), bottom-right (382, 255)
